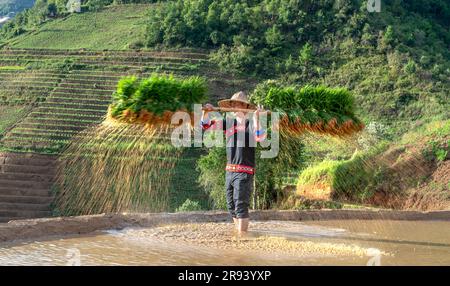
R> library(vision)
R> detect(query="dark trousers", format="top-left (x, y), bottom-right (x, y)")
top-left (225, 171), bottom-right (253, 219)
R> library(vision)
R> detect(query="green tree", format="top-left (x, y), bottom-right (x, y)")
top-left (299, 42), bottom-right (313, 64)
top-left (404, 59), bottom-right (417, 74)
top-left (265, 25), bottom-right (284, 50)
top-left (383, 25), bottom-right (395, 46)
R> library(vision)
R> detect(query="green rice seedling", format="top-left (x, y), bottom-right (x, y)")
top-left (109, 73), bottom-right (207, 124)
top-left (250, 84), bottom-right (364, 137)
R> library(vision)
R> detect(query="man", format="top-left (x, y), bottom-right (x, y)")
top-left (201, 91), bottom-right (266, 234)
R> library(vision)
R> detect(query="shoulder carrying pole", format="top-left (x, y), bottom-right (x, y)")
top-left (202, 106), bottom-right (271, 114)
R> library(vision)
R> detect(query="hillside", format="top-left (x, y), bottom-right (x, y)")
top-left (6, 4), bottom-right (150, 50)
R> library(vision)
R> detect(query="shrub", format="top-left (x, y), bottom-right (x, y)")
top-left (297, 144), bottom-right (389, 203)
top-left (404, 59), bottom-right (417, 74)
top-left (299, 43), bottom-right (313, 64)
top-left (175, 199), bottom-right (203, 212)
top-left (86, 0), bottom-right (112, 11)
top-left (358, 121), bottom-right (392, 150)
top-left (383, 25), bottom-right (395, 46)
top-left (209, 44), bottom-right (256, 75)
top-left (128, 40), bottom-right (144, 49)
top-left (424, 139), bottom-right (449, 162)
top-left (197, 147), bottom-right (227, 209)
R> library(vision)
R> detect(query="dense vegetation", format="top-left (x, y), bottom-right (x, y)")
top-left (145, 0), bottom-right (449, 74)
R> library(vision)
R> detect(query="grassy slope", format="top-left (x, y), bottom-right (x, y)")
top-left (9, 4), bottom-right (150, 50)
top-left (321, 54), bottom-right (449, 134)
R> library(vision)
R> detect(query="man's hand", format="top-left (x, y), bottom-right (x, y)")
top-left (202, 103), bottom-right (214, 124)
top-left (254, 104), bottom-right (267, 129)
top-left (254, 104), bottom-right (266, 118)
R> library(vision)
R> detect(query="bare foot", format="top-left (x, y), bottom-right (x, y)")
top-left (237, 218), bottom-right (249, 233)
top-left (233, 218), bottom-right (238, 229)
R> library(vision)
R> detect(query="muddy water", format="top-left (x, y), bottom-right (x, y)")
top-left (0, 220), bottom-right (449, 265)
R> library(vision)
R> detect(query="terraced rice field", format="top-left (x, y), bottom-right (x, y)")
top-left (0, 49), bottom-right (209, 75)
top-left (0, 69), bottom-right (65, 105)
top-left (0, 48), bottom-right (250, 154)
top-left (1, 69), bottom-right (136, 153)
top-left (0, 106), bottom-right (30, 137)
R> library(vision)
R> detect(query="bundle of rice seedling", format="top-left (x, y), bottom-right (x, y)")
top-left (249, 84), bottom-right (364, 137)
top-left (108, 74), bottom-right (207, 127)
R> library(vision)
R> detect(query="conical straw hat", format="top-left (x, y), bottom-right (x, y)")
top-left (218, 91), bottom-right (257, 110)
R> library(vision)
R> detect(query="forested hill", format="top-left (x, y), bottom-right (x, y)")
top-left (1, 0), bottom-right (449, 133)
top-left (146, 0), bottom-right (450, 75)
